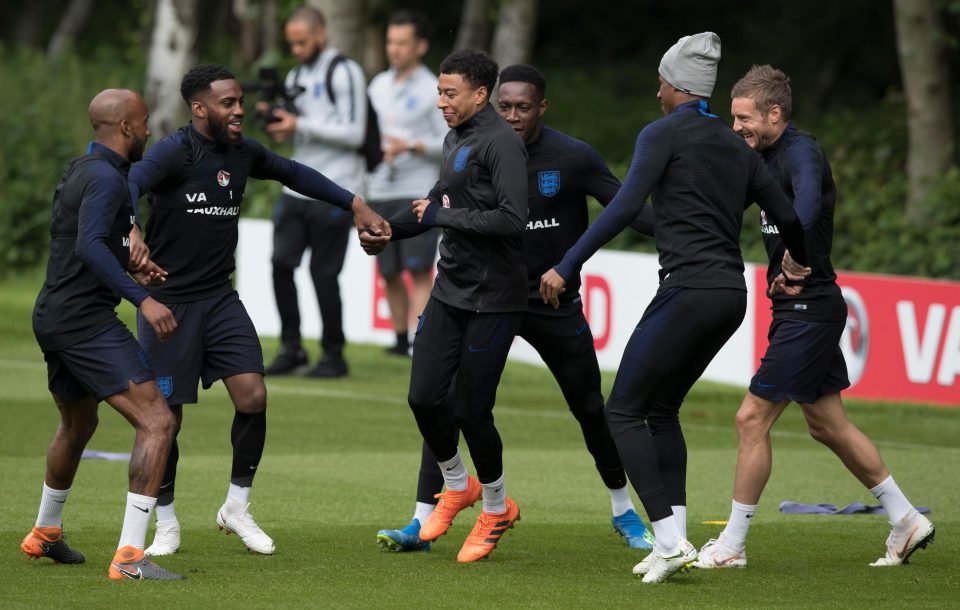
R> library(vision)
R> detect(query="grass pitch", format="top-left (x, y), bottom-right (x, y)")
top-left (1, 272), bottom-right (957, 608)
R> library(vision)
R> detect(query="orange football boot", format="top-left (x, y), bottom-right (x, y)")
top-left (419, 476), bottom-right (483, 542)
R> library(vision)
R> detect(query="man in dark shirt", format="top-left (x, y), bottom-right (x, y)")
top-left (375, 64), bottom-right (655, 554)
top-left (23, 89), bottom-right (184, 580)
top-left (694, 64), bottom-right (933, 570)
top-left (362, 49), bottom-right (527, 563)
top-left (541, 33), bottom-right (811, 583)
top-left (129, 64), bottom-right (389, 557)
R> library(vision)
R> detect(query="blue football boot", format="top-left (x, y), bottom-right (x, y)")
top-left (612, 509), bottom-right (655, 549)
top-left (376, 518), bottom-right (431, 552)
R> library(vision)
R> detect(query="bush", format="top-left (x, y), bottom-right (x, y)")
top-left (0, 46), bottom-right (145, 276)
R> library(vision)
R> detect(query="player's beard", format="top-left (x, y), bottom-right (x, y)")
top-left (208, 115), bottom-right (234, 145)
top-left (129, 133), bottom-right (147, 162)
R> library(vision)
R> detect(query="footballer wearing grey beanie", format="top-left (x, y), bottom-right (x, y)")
top-left (658, 32), bottom-right (721, 98)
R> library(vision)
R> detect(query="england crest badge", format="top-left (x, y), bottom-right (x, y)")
top-left (157, 376), bottom-right (174, 399)
top-left (454, 146), bottom-right (471, 172)
top-left (538, 170), bottom-right (560, 197)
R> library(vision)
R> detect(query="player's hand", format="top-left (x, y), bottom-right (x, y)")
top-left (770, 272), bottom-right (803, 296)
top-left (539, 268), bottom-right (566, 309)
top-left (382, 135), bottom-right (411, 163)
top-left (351, 196), bottom-right (391, 237)
top-left (781, 249), bottom-right (811, 281)
top-left (128, 226), bottom-right (149, 272)
top-left (131, 259), bottom-right (168, 286)
top-left (139, 296), bottom-right (177, 341)
top-left (411, 199), bottom-right (431, 222)
top-left (359, 229), bottom-right (390, 255)
top-left (264, 109), bottom-right (297, 142)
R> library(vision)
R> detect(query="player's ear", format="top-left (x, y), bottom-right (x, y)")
top-left (191, 100), bottom-right (206, 120)
top-left (119, 118), bottom-right (132, 137)
top-left (768, 104), bottom-right (783, 125)
top-left (539, 97), bottom-right (549, 117)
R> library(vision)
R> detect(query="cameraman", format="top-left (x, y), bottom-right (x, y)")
top-left (262, 5), bottom-right (367, 378)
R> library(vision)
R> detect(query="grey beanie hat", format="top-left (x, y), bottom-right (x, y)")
top-left (658, 32), bottom-right (721, 98)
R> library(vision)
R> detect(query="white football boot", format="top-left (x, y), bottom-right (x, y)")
top-left (870, 508), bottom-right (934, 566)
top-left (144, 519), bottom-right (181, 556)
top-left (216, 497), bottom-right (276, 555)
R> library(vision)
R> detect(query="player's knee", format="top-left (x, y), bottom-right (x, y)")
top-left (61, 414), bottom-right (98, 448)
top-left (407, 388), bottom-right (443, 413)
top-left (806, 419), bottom-right (836, 446)
top-left (735, 403), bottom-right (770, 439)
top-left (569, 390), bottom-right (604, 421)
top-left (235, 385), bottom-right (267, 414)
top-left (647, 407), bottom-right (680, 432)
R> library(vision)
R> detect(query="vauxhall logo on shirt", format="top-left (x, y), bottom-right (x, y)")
top-left (760, 210), bottom-right (780, 235)
top-left (183, 170), bottom-right (240, 216)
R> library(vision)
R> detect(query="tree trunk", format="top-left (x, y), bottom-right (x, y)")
top-left (233, 0), bottom-right (259, 66)
top-left (491, 0), bottom-right (537, 68)
top-left (454, 0), bottom-right (490, 51)
top-left (14, 3), bottom-right (45, 47)
top-left (47, 0), bottom-right (95, 59)
top-left (145, 0), bottom-right (200, 137)
top-left (260, 0), bottom-right (278, 60)
top-left (892, 0), bottom-right (955, 222)
top-left (309, 0), bottom-right (367, 65)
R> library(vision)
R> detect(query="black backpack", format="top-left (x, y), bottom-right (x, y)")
top-left (324, 55), bottom-right (384, 172)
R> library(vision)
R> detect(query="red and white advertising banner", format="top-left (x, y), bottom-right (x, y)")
top-left (754, 268), bottom-right (960, 406)
top-left (238, 219), bottom-right (958, 406)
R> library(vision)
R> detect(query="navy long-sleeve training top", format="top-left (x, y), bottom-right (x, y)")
top-left (129, 124), bottom-right (354, 303)
top-left (33, 142), bottom-right (147, 351)
top-left (759, 123), bottom-right (846, 321)
top-left (554, 100), bottom-right (807, 292)
top-left (389, 104), bottom-right (529, 313)
top-left (523, 125), bottom-right (653, 314)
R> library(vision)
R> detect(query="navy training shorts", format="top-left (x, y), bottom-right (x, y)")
top-left (371, 199), bottom-right (439, 277)
top-left (750, 317), bottom-right (851, 404)
top-left (137, 290), bottom-right (264, 405)
top-left (43, 318), bottom-right (154, 401)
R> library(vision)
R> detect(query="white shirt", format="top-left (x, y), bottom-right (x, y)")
top-left (283, 46), bottom-right (368, 199)
top-left (366, 64), bottom-right (448, 201)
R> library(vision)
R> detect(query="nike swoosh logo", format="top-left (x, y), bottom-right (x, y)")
top-left (467, 345), bottom-right (489, 353)
top-left (745, 513), bottom-right (754, 519)
top-left (445, 466), bottom-right (457, 471)
top-left (133, 505), bottom-right (150, 513)
top-left (493, 487), bottom-right (503, 494)
top-left (249, 465), bottom-right (258, 470)
top-left (575, 322), bottom-right (588, 336)
top-left (53, 499), bottom-right (66, 504)
top-left (159, 482), bottom-right (173, 489)
top-left (712, 555), bottom-right (740, 567)
top-left (896, 527), bottom-right (918, 559)
top-left (112, 563), bottom-right (143, 579)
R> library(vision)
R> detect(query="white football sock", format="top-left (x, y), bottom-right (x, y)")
top-left (35, 483), bottom-right (70, 528)
top-left (155, 501), bottom-right (176, 524)
top-left (413, 502), bottom-right (435, 525)
top-left (227, 483), bottom-right (251, 505)
top-left (438, 451), bottom-right (468, 491)
top-left (117, 492), bottom-right (156, 550)
top-left (651, 514), bottom-right (681, 556)
top-left (481, 474), bottom-right (507, 514)
top-left (671, 505), bottom-right (687, 539)
top-left (870, 475), bottom-right (913, 524)
top-left (609, 485), bottom-right (634, 517)
top-left (722, 500), bottom-right (756, 550)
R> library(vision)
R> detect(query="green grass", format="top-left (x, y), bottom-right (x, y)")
top-left (1, 271), bottom-right (957, 608)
